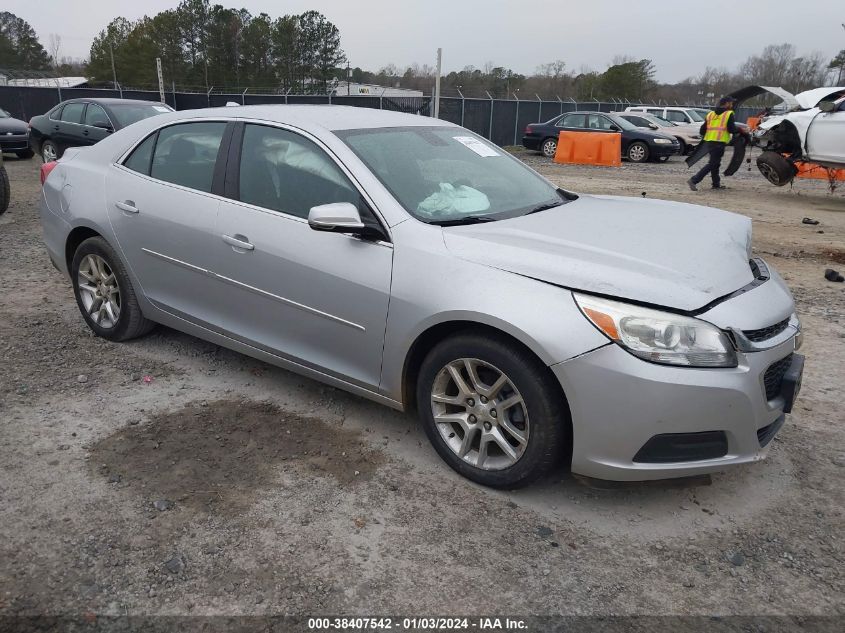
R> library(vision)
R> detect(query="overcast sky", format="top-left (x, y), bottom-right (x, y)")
top-left (6, 0), bottom-right (845, 82)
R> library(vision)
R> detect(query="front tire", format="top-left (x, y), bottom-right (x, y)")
top-left (71, 237), bottom-right (154, 341)
top-left (541, 137), bottom-right (558, 158)
top-left (416, 332), bottom-right (570, 488)
top-left (16, 148), bottom-right (35, 159)
top-left (675, 138), bottom-right (686, 155)
top-left (0, 166), bottom-right (9, 215)
top-left (627, 141), bottom-right (649, 163)
top-left (41, 139), bottom-right (60, 162)
top-left (756, 151), bottom-right (797, 186)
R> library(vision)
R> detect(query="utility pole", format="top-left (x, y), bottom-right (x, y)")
top-left (434, 47), bottom-right (442, 119)
top-left (347, 61), bottom-right (351, 95)
top-left (109, 42), bottom-right (118, 91)
top-left (156, 58), bottom-right (165, 104)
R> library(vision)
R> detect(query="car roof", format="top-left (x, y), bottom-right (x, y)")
top-left (134, 104), bottom-right (457, 132)
top-left (58, 98), bottom-right (166, 107)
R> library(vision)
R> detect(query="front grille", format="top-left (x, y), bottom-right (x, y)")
top-left (764, 354), bottom-right (793, 401)
top-left (744, 318), bottom-right (790, 342)
top-left (757, 415), bottom-right (785, 447)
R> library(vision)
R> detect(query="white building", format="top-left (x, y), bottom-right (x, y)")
top-left (332, 81), bottom-right (423, 98)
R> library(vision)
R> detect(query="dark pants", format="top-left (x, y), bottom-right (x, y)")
top-left (691, 141), bottom-right (727, 187)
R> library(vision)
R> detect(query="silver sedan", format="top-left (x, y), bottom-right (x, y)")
top-left (39, 105), bottom-right (803, 488)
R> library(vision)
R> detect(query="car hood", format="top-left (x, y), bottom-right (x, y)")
top-left (0, 117), bottom-right (28, 134)
top-left (442, 195), bottom-right (754, 312)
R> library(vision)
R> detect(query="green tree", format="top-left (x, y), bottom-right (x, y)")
top-left (599, 59), bottom-right (656, 100)
top-left (87, 17), bottom-right (133, 86)
top-left (0, 12), bottom-right (51, 69)
top-left (829, 49), bottom-right (845, 85)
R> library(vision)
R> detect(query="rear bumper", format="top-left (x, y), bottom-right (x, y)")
top-left (552, 334), bottom-right (799, 481)
top-left (521, 136), bottom-right (542, 151)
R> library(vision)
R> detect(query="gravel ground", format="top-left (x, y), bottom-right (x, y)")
top-left (0, 151), bottom-right (843, 626)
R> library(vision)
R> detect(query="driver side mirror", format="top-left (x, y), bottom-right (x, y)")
top-left (648, 123), bottom-right (659, 130)
top-left (608, 124), bottom-right (620, 132)
top-left (819, 101), bottom-right (835, 113)
top-left (92, 120), bottom-right (113, 132)
top-left (308, 202), bottom-right (366, 234)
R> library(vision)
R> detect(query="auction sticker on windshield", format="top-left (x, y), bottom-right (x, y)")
top-left (453, 136), bottom-right (500, 157)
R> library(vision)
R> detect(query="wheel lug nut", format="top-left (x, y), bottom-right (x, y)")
top-left (468, 414), bottom-right (477, 423)
top-left (480, 396), bottom-right (488, 404)
top-left (466, 398), bottom-right (475, 406)
top-left (490, 409), bottom-right (497, 418)
top-left (483, 422), bottom-right (492, 431)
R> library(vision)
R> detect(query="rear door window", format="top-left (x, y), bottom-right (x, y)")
top-left (666, 110), bottom-right (689, 123)
top-left (558, 114), bottom-right (585, 128)
top-left (150, 122), bottom-right (227, 193)
top-left (60, 103), bottom-right (85, 124)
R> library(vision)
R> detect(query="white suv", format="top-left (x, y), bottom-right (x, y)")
top-left (624, 106), bottom-right (709, 125)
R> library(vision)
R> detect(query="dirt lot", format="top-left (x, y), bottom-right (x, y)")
top-left (0, 151), bottom-right (843, 625)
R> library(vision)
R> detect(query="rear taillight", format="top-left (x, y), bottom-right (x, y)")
top-left (524, 125), bottom-right (533, 134)
top-left (40, 161), bottom-right (58, 185)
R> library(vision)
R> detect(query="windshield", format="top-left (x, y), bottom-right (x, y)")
top-left (338, 126), bottom-right (567, 223)
top-left (108, 103), bottom-right (172, 128)
top-left (0, 108), bottom-right (10, 118)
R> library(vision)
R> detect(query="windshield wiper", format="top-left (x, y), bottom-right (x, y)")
top-left (524, 200), bottom-right (564, 215)
top-left (428, 215), bottom-right (499, 226)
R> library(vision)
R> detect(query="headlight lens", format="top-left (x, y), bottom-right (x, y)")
top-left (653, 138), bottom-right (673, 144)
top-left (573, 293), bottom-right (737, 367)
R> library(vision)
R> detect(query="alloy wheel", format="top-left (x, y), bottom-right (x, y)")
top-left (629, 144), bottom-right (646, 162)
top-left (757, 162), bottom-right (780, 185)
top-left (42, 143), bottom-right (57, 162)
top-left (430, 358), bottom-right (529, 471)
top-left (77, 254), bottom-right (121, 329)
top-left (542, 139), bottom-right (557, 157)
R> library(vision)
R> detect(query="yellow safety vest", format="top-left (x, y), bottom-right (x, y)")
top-left (703, 110), bottom-right (734, 143)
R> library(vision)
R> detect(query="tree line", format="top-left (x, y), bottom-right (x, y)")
top-left (2, 6), bottom-right (843, 103)
top-left (85, 0), bottom-right (345, 93)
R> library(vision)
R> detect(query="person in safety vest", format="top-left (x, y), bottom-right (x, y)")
top-left (687, 96), bottom-right (748, 191)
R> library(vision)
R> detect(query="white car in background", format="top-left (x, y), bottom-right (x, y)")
top-left (750, 86), bottom-right (845, 186)
top-left (624, 105), bottom-right (710, 125)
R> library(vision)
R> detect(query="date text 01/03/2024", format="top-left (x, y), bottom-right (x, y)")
top-left (306, 617), bottom-right (528, 630)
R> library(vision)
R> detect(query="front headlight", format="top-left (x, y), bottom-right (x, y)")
top-left (573, 293), bottom-right (737, 368)
top-left (653, 138), bottom-right (673, 144)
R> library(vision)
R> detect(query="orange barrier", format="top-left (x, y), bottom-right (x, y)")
top-left (795, 161), bottom-right (845, 181)
top-left (745, 116), bottom-right (761, 130)
top-left (554, 131), bottom-right (621, 167)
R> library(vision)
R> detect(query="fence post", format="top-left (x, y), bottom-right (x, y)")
top-left (242, 87), bottom-right (248, 105)
top-left (285, 88), bottom-right (290, 104)
top-left (207, 86), bottom-right (213, 107)
top-left (512, 91), bottom-right (520, 146)
top-left (557, 95), bottom-right (563, 116)
top-left (485, 91), bottom-right (494, 141)
top-left (456, 88), bottom-right (465, 127)
top-left (535, 94), bottom-right (542, 122)
top-left (380, 88), bottom-right (386, 110)
top-left (55, 79), bottom-right (62, 104)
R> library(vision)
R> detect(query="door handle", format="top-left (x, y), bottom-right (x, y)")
top-left (222, 234), bottom-right (254, 251)
top-left (114, 200), bottom-right (139, 214)
top-left (53, 125), bottom-right (59, 130)
top-left (82, 130), bottom-right (89, 136)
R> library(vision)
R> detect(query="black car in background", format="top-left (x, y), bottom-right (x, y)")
top-left (0, 107), bottom-right (33, 159)
top-left (28, 98), bottom-right (173, 162)
top-left (522, 111), bottom-right (680, 162)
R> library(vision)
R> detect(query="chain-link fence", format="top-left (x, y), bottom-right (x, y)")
top-left (0, 85), bottom-right (756, 149)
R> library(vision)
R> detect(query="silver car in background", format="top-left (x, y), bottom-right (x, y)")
top-left (39, 106), bottom-right (803, 488)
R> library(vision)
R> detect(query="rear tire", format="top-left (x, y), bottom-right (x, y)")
top-left (541, 137), bottom-right (558, 158)
top-left (756, 151), bottom-right (797, 186)
top-left (16, 148), bottom-right (34, 159)
top-left (627, 141), bottom-right (649, 163)
top-left (416, 332), bottom-right (570, 489)
top-left (71, 237), bottom-right (154, 341)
